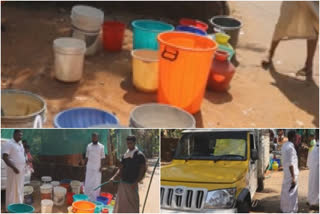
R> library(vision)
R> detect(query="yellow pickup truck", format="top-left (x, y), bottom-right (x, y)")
top-left (161, 129), bottom-right (269, 213)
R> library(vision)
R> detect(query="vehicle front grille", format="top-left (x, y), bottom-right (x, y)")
top-left (161, 186), bottom-right (207, 211)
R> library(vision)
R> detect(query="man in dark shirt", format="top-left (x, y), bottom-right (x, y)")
top-left (110, 135), bottom-right (147, 213)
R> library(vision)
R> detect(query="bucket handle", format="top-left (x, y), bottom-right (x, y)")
top-left (33, 115), bottom-right (43, 128)
top-left (161, 46), bottom-right (179, 62)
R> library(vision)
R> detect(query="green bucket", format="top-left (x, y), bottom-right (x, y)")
top-left (8, 204), bottom-right (34, 213)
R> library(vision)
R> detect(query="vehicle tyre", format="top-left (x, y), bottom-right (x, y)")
top-left (237, 196), bottom-right (251, 213)
top-left (257, 177), bottom-right (264, 192)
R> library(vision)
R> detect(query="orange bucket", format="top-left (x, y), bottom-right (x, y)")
top-left (72, 200), bottom-right (96, 213)
top-left (157, 32), bottom-right (217, 113)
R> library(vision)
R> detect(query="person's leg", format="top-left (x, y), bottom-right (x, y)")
top-left (296, 38), bottom-right (318, 80)
top-left (262, 40), bottom-right (281, 68)
top-left (305, 38), bottom-right (318, 80)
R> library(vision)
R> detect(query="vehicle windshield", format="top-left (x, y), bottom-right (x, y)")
top-left (174, 131), bottom-right (247, 161)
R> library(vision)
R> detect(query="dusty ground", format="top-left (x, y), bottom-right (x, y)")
top-left (1, 1), bottom-right (319, 128)
top-left (252, 169), bottom-right (318, 213)
top-left (1, 158), bottom-right (160, 213)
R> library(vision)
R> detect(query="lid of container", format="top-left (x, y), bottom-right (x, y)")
top-left (24, 186), bottom-right (34, 195)
top-left (41, 176), bottom-right (52, 182)
top-left (54, 186), bottom-right (67, 193)
top-left (51, 181), bottom-right (60, 185)
top-left (53, 37), bottom-right (86, 54)
top-left (71, 5), bottom-right (104, 23)
top-left (41, 184), bottom-right (53, 189)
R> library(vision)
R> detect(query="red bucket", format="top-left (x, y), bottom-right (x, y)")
top-left (103, 21), bottom-right (126, 52)
top-left (179, 18), bottom-right (208, 32)
top-left (100, 192), bottom-right (113, 204)
top-left (67, 192), bottom-right (75, 205)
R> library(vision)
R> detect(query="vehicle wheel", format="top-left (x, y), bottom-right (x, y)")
top-left (237, 197), bottom-right (251, 213)
top-left (257, 177), bottom-right (264, 192)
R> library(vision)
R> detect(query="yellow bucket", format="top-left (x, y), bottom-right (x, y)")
top-left (131, 49), bottom-right (159, 92)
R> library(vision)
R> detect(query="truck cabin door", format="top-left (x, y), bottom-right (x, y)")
top-left (248, 132), bottom-right (258, 199)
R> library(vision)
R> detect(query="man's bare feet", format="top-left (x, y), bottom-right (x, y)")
top-left (296, 66), bottom-right (313, 81)
top-left (262, 56), bottom-right (273, 70)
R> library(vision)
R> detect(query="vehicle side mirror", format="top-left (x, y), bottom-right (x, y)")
top-left (251, 149), bottom-right (258, 161)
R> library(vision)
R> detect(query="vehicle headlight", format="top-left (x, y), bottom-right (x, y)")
top-left (204, 188), bottom-right (236, 209)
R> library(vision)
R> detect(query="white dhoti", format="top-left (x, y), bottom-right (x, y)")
top-left (84, 168), bottom-right (102, 201)
top-left (6, 166), bottom-right (25, 209)
top-left (280, 175), bottom-right (299, 213)
top-left (307, 143), bottom-right (319, 206)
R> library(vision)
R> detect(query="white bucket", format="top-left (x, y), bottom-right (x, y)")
top-left (72, 27), bottom-right (101, 56)
top-left (71, 5), bottom-right (104, 56)
top-left (53, 37), bottom-right (86, 82)
top-left (40, 184), bottom-right (53, 200)
top-left (41, 176), bottom-right (52, 184)
top-left (70, 180), bottom-right (81, 194)
top-left (41, 199), bottom-right (54, 213)
top-left (71, 5), bottom-right (104, 32)
top-left (53, 186), bottom-right (67, 206)
top-left (51, 181), bottom-right (60, 188)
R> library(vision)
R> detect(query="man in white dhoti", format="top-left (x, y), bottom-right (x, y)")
top-left (280, 130), bottom-right (299, 213)
top-left (262, 1), bottom-right (319, 81)
top-left (2, 130), bottom-right (26, 210)
top-left (307, 129), bottom-right (319, 210)
top-left (84, 132), bottom-right (105, 201)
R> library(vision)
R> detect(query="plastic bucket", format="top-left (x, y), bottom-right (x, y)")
top-left (72, 200), bottom-right (96, 213)
top-left (100, 193), bottom-right (113, 204)
top-left (67, 192), bottom-right (75, 205)
top-left (92, 201), bottom-right (104, 213)
top-left (40, 184), bottom-right (53, 200)
top-left (175, 25), bottom-right (207, 36)
top-left (51, 181), bottom-right (60, 188)
top-left (71, 28), bottom-right (99, 56)
top-left (41, 199), bottom-right (53, 213)
top-left (7, 204), bottom-right (34, 213)
top-left (24, 186), bottom-right (34, 205)
top-left (54, 107), bottom-right (119, 128)
top-left (71, 180), bottom-right (81, 194)
top-left (157, 32), bottom-right (217, 113)
top-left (1, 89), bottom-right (46, 128)
top-left (209, 16), bottom-right (242, 48)
top-left (179, 18), bottom-right (208, 32)
top-left (103, 21), bottom-right (126, 52)
top-left (96, 196), bottom-right (109, 205)
top-left (41, 176), bottom-right (52, 184)
top-left (71, 5), bottom-right (104, 33)
top-left (131, 49), bottom-right (159, 92)
top-left (70, 5), bottom-right (103, 55)
top-left (53, 37), bottom-right (86, 82)
top-left (132, 20), bottom-right (174, 50)
top-left (103, 205), bottom-right (114, 213)
top-left (61, 183), bottom-right (71, 192)
top-left (53, 186), bottom-right (67, 206)
top-left (129, 103), bottom-right (196, 128)
top-left (73, 194), bottom-right (89, 202)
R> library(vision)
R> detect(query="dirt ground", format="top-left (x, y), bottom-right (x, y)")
top-left (1, 1), bottom-right (319, 128)
top-left (1, 158), bottom-right (160, 213)
top-left (252, 169), bottom-right (318, 213)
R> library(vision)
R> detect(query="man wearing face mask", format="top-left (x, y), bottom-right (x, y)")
top-left (84, 133), bottom-right (106, 201)
top-left (110, 135), bottom-right (147, 213)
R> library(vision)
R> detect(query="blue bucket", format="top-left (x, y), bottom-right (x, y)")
top-left (7, 204), bottom-right (34, 213)
top-left (132, 20), bottom-right (174, 50)
top-left (73, 194), bottom-right (89, 202)
top-left (92, 201), bottom-right (104, 213)
top-left (175, 25), bottom-right (207, 36)
top-left (96, 196), bottom-right (109, 205)
top-left (54, 107), bottom-right (119, 128)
